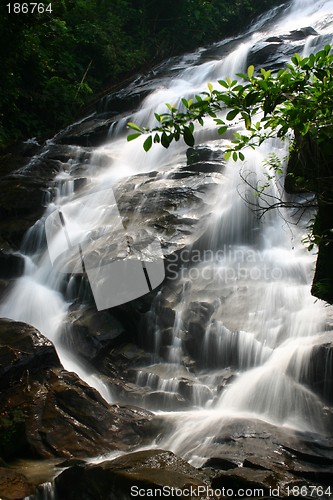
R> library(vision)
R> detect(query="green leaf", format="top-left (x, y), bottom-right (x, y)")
top-left (226, 109), bottom-right (239, 121)
top-left (127, 122), bottom-right (142, 132)
top-left (224, 150), bottom-right (231, 161)
top-left (127, 133), bottom-right (141, 142)
top-left (218, 125), bottom-right (228, 135)
top-left (236, 73), bottom-right (249, 80)
top-left (247, 65), bottom-right (255, 78)
top-left (232, 151), bottom-right (238, 161)
top-left (161, 132), bottom-right (170, 148)
top-left (218, 80), bottom-right (229, 89)
top-left (143, 135), bottom-right (153, 152)
top-left (239, 152), bottom-right (245, 161)
top-left (183, 126), bottom-right (195, 147)
top-left (244, 114), bottom-right (251, 130)
top-left (291, 53), bottom-right (301, 65)
top-left (207, 82), bottom-right (213, 93)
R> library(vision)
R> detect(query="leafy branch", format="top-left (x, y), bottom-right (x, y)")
top-left (127, 44), bottom-right (333, 161)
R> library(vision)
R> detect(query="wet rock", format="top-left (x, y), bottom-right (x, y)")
top-left (197, 418), bottom-right (333, 492)
top-left (0, 140), bottom-right (93, 251)
top-left (54, 449), bottom-right (209, 500)
top-left (143, 390), bottom-right (189, 410)
top-left (0, 319), bottom-right (157, 460)
top-left (0, 252), bottom-right (25, 279)
top-left (179, 162), bottom-right (224, 175)
top-left (55, 117), bottom-right (116, 147)
top-left (211, 467), bottom-right (276, 494)
top-left (61, 305), bottom-right (127, 362)
top-left (0, 177), bottom-right (47, 248)
top-left (0, 319), bottom-right (60, 391)
top-left (114, 167), bottom-right (224, 259)
top-left (7, 458), bottom-right (61, 489)
top-left (288, 332), bottom-right (333, 405)
top-left (0, 279), bottom-right (10, 300)
top-left (183, 301), bottom-right (216, 358)
top-left (184, 146), bottom-right (226, 175)
top-left (186, 146), bottom-right (225, 165)
top-left (56, 458), bottom-right (87, 468)
top-left (40, 143), bottom-right (91, 164)
top-left (287, 27), bottom-right (318, 40)
top-left (247, 28), bottom-right (317, 70)
top-left (96, 79), bottom-right (157, 114)
top-left (1, 367), bottom-right (156, 460)
top-left (0, 467), bottom-right (35, 500)
top-left (265, 36), bottom-right (283, 43)
top-left (109, 377), bottom-right (190, 411)
top-left (0, 142), bottom-right (40, 177)
top-left (111, 362), bottom-right (217, 411)
top-left (203, 457), bottom-right (238, 470)
top-left (97, 342), bottom-right (152, 380)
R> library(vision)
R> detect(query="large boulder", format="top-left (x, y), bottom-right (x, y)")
top-left (292, 332), bottom-right (333, 405)
top-left (0, 319), bottom-right (157, 461)
top-left (60, 305), bottom-right (128, 362)
top-left (0, 318), bottom-right (60, 390)
top-left (54, 449), bottom-right (209, 500)
top-left (0, 140), bottom-right (92, 251)
top-left (51, 421), bottom-right (333, 499)
top-left (0, 177), bottom-right (47, 248)
top-left (0, 252), bottom-right (25, 280)
top-left (0, 467), bottom-right (35, 500)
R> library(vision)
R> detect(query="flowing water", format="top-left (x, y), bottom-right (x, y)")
top-left (2, 0), bottom-right (333, 474)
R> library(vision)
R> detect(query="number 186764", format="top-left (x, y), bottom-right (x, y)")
top-left (6, 3), bottom-right (52, 13)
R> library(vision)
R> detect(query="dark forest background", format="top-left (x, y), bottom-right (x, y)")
top-left (0, 0), bottom-right (282, 148)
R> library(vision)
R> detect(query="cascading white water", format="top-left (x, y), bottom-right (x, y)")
top-left (2, 0), bottom-right (333, 470)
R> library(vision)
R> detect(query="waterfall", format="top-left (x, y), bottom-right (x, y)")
top-left (2, 0), bottom-right (333, 471)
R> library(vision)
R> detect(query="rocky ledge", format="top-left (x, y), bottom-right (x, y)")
top-left (43, 421), bottom-right (333, 500)
top-left (0, 318), bottom-right (159, 498)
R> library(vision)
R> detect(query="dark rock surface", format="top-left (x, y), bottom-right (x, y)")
top-left (0, 176), bottom-right (47, 249)
top-left (113, 164), bottom-right (224, 259)
top-left (0, 318), bottom-right (60, 391)
top-left (54, 449), bottom-right (209, 500)
top-left (0, 319), bottom-right (157, 461)
top-left (200, 418), bottom-right (333, 467)
top-left (55, 117), bottom-right (116, 147)
top-left (49, 420), bottom-right (333, 499)
top-left (248, 26), bottom-right (319, 69)
top-left (287, 332), bottom-right (333, 406)
top-left (0, 138), bottom-right (94, 252)
top-left (0, 466), bottom-right (35, 500)
top-left (60, 305), bottom-right (128, 362)
top-left (0, 252), bottom-right (25, 279)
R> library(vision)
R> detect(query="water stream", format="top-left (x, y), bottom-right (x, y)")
top-left (2, 0), bottom-right (333, 474)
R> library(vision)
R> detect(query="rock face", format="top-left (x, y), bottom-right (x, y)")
top-left (201, 418), bottom-right (333, 496)
top-left (296, 332), bottom-right (333, 405)
top-left (114, 165), bottom-right (223, 259)
top-left (247, 26), bottom-right (321, 69)
top-left (54, 449), bottom-right (209, 500)
top-left (0, 319), bottom-right (156, 461)
top-left (0, 467), bottom-right (35, 500)
top-left (50, 420), bottom-right (333, 499)
top-left (0, 252), bottom-right (25, 280)
top-left (0, 140), bottom-right (93, 252)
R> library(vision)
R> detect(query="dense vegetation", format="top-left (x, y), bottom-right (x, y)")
top-left (0, 0), bottom-right (281, 148)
